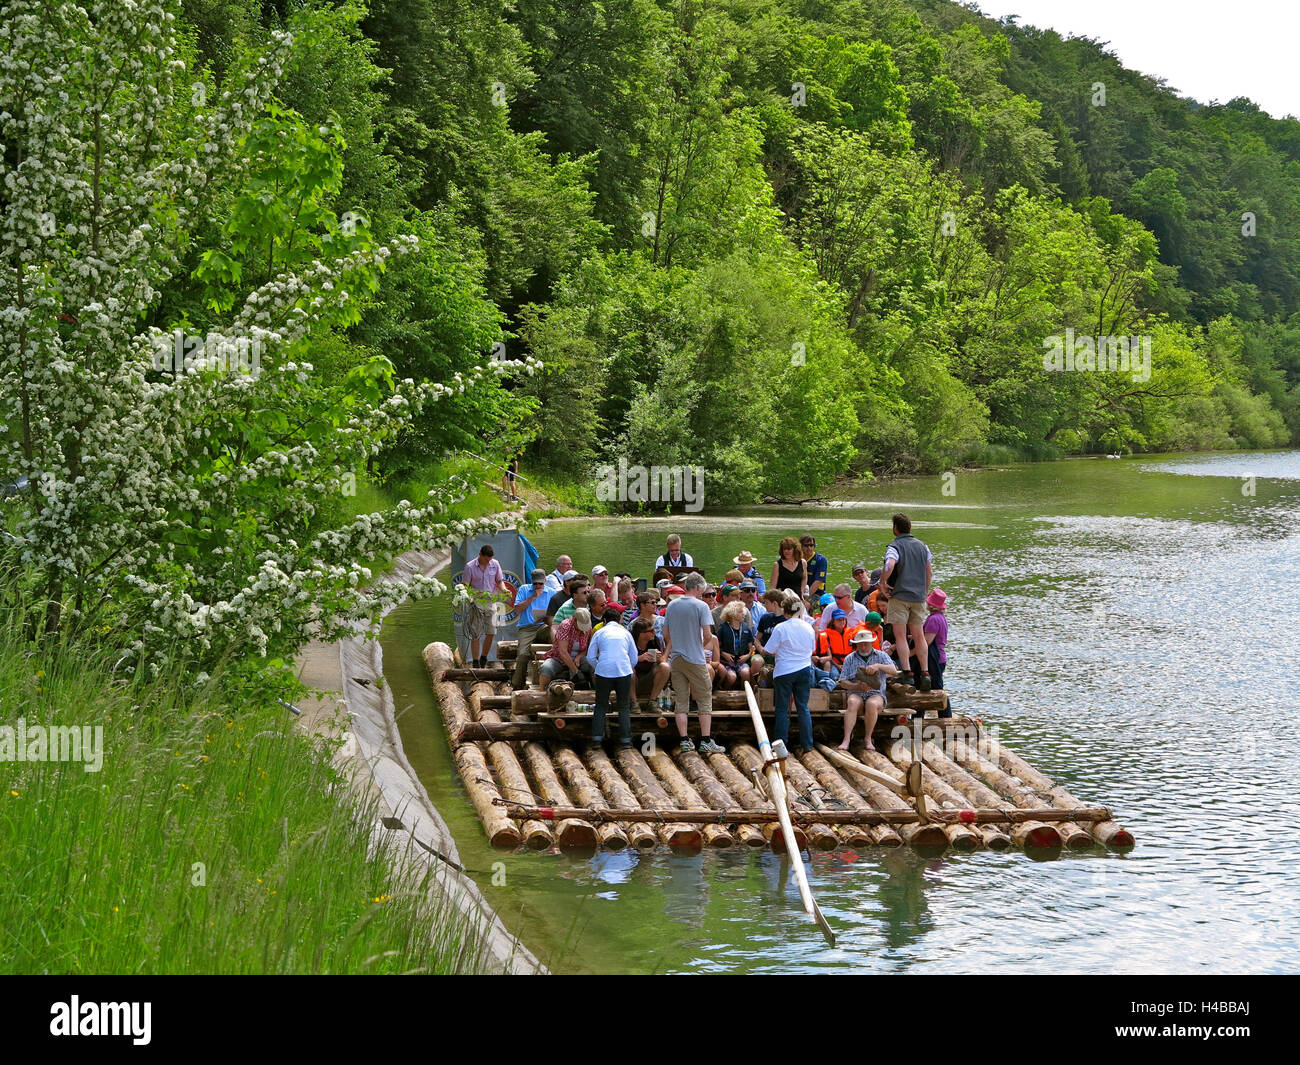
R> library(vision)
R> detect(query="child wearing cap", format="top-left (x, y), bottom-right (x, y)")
top-left (922, 588), bottom-right (952, 718)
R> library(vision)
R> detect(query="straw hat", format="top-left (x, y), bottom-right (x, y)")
top-left (733, 550), bottom-right (757, 567)
top-left (849, 629), bottom-right (874, 645)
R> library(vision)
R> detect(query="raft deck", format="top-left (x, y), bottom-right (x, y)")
top-left (424, 640), bottom-right (1134, 856)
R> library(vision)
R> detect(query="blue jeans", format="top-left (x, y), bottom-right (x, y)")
top-left (772, 667), bottom-right (814, 750)
top-left (593, 673), bottom-right (633, 743)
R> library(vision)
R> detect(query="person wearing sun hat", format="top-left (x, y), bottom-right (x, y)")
top-left (732, 550), bottom-right (766, 594)
top-left (540, 607), bottom-right (595, 688)
top-left (835, 629), bottom-right (898, 750)
top-left (921, 588), bottom-right (952, 718)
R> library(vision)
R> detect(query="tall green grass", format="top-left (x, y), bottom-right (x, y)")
top-left (0, 618), bottom-right (490, 974)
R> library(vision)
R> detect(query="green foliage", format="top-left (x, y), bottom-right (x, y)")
top-left (0, 615), bottom-right (487, 974)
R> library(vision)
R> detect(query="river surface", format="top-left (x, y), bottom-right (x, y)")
top-left (379, 452), bottom-right (1300, 974)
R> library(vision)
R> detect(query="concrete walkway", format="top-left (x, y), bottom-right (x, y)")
top-left (294, 546), bottom-right (545, 975)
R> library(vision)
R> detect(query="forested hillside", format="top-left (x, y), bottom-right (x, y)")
top-left (123, 1), bottom-right (1300, 501)
top-left (6, 0), bottom-right (1300, 671)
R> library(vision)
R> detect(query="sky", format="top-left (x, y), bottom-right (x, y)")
top-left (973, 0), bottom-right (1300, 119)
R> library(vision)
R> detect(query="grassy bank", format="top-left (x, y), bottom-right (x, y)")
top-left (0, 618), bottom-right (489, 974)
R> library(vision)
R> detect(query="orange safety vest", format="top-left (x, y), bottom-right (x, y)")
top-left (818, 624), bottom-right (860, 665)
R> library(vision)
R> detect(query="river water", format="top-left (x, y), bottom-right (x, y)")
top-left (379, 452), bottom-right (1300, 974)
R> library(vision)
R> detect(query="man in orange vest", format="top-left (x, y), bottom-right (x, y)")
top-left (813, 608), bottom-right (860, 680)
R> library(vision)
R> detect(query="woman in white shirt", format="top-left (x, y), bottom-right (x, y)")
top-left (587, 619), bottom-right (639, 747)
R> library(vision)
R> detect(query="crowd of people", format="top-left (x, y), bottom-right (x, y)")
top-left (456, 516), bottom-right (952, 757)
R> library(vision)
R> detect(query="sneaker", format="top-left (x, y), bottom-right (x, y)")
top-left (896, 670), bottom-right (913, 686)
top-left (678, 737), bottom-right (696, 753)
top-left (698, 737), bottom-right (726, 754)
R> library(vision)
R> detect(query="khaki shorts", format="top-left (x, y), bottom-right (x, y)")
top-left (885, 597), bottom-right (926, 627)
top-left (669, 657), bottom-right (713, 716)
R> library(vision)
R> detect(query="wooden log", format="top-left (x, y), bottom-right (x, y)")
top-left (457, 709), bottom-right (975, 743)
top-left (800, 748), bottom-right (901, 848)
top-left (424, 643), bottom-right (521, 848)
top-left (580, 748), bottom-right (658, 851)
top-left (872, 741), bottom-right (1010, 851)
top-left (645, 749), bottom-right (735, 849)
top-left (520, 742), bottom-right (599, 850)
top-left (498, 805), bottom-right (1092, 825)
top-left (780, 752), bottom-right (874, 849)
top-left (912, 739), bottom-right (1060, 850)
top-left (673, 751), bottom-right (767, 848)
top-left (702, 749), bottom-right (807, 851)
top-left (985, 738), bottom-right (1135, 849)
top-left (463, 679), bottom-right (553, 851)
top-left (948, 738), bottom-right (1093, 851)
top-left (814, 744), bottom-right (913, 798)
top-left (451, 743), bottom-right (523, 848)
top-left (731, 744), bottom-right (838, 850)
top-left (826, 742), bottom-right (949, 850)
top-left (506, 686), bottom-right (950, 715)
top-left (611, 748), bottom-right (704, 852)
top-left (442, 668), bottom-right (513, 682)
top-left (852, 744), bottom-right (980, 851)
top-left (425, 642), bottom-right (474, 736)
top-left (551, 747), bottom-right (630, 850)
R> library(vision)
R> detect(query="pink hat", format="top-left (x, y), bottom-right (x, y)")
top-left (926, 588), bottom-right (948, 610)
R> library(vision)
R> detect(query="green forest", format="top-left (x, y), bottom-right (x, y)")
top-left (170, 0), bottom-right (1300, 504)
top-left (5, 0), bottom-right (1300, 665)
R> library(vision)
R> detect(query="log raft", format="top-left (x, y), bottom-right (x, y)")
top-left (423, 642), bottom-right (1134, 855)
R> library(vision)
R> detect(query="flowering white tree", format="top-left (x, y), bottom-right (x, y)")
top-left (0, 0), bottom-right (535, 677)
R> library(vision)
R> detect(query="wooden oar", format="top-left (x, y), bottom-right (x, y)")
top-left (743, 682), bottom-right (836, 946)
top-left (815, 744), bottom-right (928, 822)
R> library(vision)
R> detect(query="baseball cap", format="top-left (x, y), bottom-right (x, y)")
top-left (869, 568), bottom-right (882, 582)
top-left (718, 584), bottom-right (736, 596)
top-left (572, 607), bottom-right (593, 631)
top-left (852, 562), bottom-right (866, 575)
top-left (666, 585), bottom-right (685, 596)
top-left (865, 610), bottom-right (882, 624)
top-left (819, 593), bottom-right (834, 607)
top-left (562, 569), bottom-right (579, 581)
top-left (739, 580), bottom-right (757, 591)
top-left (592, 565), bottom-right (608, 575)
top-left (530, 568), bottom-right (547, 582)
top-left (830, 607), bottom-right (846, 620)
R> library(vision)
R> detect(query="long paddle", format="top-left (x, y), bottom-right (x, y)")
top-left (743, 681), bottom-right (836, 946)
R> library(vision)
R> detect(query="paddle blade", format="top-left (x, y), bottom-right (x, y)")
top-left (812, 902), bottom-right (836, 946)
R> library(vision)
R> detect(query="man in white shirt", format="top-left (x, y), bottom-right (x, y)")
top-left (545, 554), bottom-right (574, 593)
top-left (815, 584), bottom-right (868, 630)
top-left (587, 619), bottom-right (639, 747)
top-left (755, 598), bottom-right (817, 753)
top-left (652, 533), bottom-right (693, 576)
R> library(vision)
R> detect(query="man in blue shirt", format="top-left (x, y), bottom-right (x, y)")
top-left (800, 535), bottom-right (828, 597)
top-left (511, 568), bottom-right (552, 690)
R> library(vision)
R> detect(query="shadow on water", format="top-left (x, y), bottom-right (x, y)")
top-left (378, 451), bottom-right (1300, 973)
